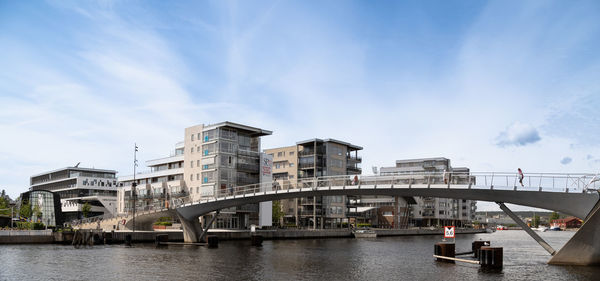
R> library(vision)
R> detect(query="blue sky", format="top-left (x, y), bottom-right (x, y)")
top-left (1, 1), bottom-right (599, 210)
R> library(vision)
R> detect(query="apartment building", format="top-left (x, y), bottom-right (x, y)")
top-left (380, 157), bottom-right (477, 227)
top-left (117, 122), bottom-right (272, 229)
top-left (265, 138), bottom-right (362, 228)
top-left (184, 122), bottom-right (272, 229)
top-left (30, 166), bottom-right (118, 222)
top-left (117, 142), bottom-right (186, 214)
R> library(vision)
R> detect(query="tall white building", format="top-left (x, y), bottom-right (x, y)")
top-left (30, 167), bottom-right (118, 222)
top-left (380, 157), bottom-right (477, 227)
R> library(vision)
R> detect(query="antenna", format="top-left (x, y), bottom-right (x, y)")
top-left (74, 162), bottom-right (80, 168)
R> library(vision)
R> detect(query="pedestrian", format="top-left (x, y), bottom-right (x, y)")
top-left (443, 169), bottom-right (448, 184)
top-left (518, 168), bottom-right (524, 187)
top-left (353, 175), bottom-right (359, 185)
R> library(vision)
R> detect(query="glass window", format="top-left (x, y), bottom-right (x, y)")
top-left (277, 152), bottom-right (283, 157)
top-left (191, 134), bottom-right (194, 141)
top-left (191, 147), bottom-right (194, 153)
top-left (190, 174), bottom-right (193, 181)
top-left (289, 151), bottom-right (294, 156)
top-left (289, 163), bottom-right (294, 167)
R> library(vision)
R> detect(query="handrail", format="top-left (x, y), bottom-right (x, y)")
top-left (72, 171), bottom-right (600, 226)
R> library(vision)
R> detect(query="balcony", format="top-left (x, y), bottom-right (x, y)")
top-left (298, 162), bottom-right (315, 169)
top-left (346, 155), bottom-right (362, 162)
top-left (237, 149), bottom-right (260, 157)
top-left (236, 163), bottom-right (259, 173)
top-left (298, 148), bottom-right (325, 157)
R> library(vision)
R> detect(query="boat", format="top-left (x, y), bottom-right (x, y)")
top-left (496, 225), bottom-right (508, 230)
top-left (352, 229), bottom-right (377, 238)
top-left (549, 225), bottom-right (562, 231)
top-left (535, 226), bottom-right (548, 232)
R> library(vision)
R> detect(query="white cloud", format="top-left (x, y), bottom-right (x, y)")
top-left (496, 122), bottom-right (541, 147)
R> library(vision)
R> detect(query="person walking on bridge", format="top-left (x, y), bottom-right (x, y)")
top-left (518, 168), bottom-right (524, 187)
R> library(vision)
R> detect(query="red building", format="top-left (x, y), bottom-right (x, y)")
top-left (550, 217), bottom-right (582, 229)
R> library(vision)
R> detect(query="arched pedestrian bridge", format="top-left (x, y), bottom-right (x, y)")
top-left (77, 172), bottom-right (600, 265)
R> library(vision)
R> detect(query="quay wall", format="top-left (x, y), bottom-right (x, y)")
top-left (0, 228), bottom-right (486, 244)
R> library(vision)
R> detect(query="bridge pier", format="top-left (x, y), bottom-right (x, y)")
top-left (176, 210), bottom-right (220, 243)
top-left (176, 212), bottom-right (204, 243)
top-left (549, 197), bottom-right (600, 265)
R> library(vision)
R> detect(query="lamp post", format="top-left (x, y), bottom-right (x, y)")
top-left (132, 143), bottom-right (138, 233)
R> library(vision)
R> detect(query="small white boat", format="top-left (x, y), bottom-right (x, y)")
top-left (535, 226), bottom-right (548, 232)
top-left (352, 229), bottom-right (377, 238)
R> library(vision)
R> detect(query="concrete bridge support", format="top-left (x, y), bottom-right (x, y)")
top-left (549, 198), bottom-right (600, 265)
top-left (176, 212), bottom-right (204, 243)
top-left (176, 210), bottom-right (220, 243)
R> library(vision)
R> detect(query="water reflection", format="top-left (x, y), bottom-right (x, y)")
top-left (1, 231), bottom-right (599, 281)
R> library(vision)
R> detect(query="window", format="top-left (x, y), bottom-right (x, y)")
top-left (196, 173), bottom-right (200, 180)
top-left (439, 210), bottom-right (445, 215)
top-left (275, 163), bottom-right (281, 169)
top-left (289, 151), bottom-right (294, 156)
top-left (191, 134), bottom-right (194, 141)
top-left (197, 160), bottom-right (200, 166)
top-left (289, 163), bottom-right (294, 167)
top-left (191, 147), bottom-right (194, 153)
top-left (197, 133), bottom-right (201, 140)
top-left (191, 161), bottom-right (194, 168)
top-left (277, 152), bottom-right (283, 157)
top-left (289, 175), bottom-right (294, 179)
top-left (203, 129), bottom-right (217, 142)
top-left (190, 174), bottom-right (193, 181)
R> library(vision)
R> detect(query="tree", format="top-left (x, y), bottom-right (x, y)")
top-left (19, 200), bottom-right (32, 219)
top-left (272, 200), bottom-right (284, 226)
top-left (549, 212), bottom-right (560, 222)
top-left (82, 202), bottom-right (92, 218)
top-left (532, 215), bottom-right (541, 228)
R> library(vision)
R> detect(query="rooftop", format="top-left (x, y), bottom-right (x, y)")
top-left (30, 167), bottom-right (117, 178)
top-left (296, 138), bottom-right (363, 151)
top-left (202, 121), bottom-right (272, 137)
top-left (395, 157), bottom-right (449, 164)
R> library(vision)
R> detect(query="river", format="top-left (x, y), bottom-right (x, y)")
top-left (1, 230), bottom-right (598, 280)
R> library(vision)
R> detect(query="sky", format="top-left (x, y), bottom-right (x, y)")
top-left (1, 1), bottom-right (599, 211)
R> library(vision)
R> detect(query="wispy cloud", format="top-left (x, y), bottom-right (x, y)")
top-left (561, 157), bottom-right (572, 165)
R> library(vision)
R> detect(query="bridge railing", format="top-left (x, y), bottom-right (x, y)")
top-left (192, 172), bottom-right (599, 206)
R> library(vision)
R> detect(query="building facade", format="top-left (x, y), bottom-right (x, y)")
top-left (117, 121), bottom-right (272, 229)
top-left (265, 138), bottom-right (362, 229)
top-left (30, 167), bottom-right (118, 222)
top-left (380, 157), bottom-right (477, 227)
top-left (19, 190), bottom-right (63, 227)
top-left (117, 142), bottom-right (186, 214)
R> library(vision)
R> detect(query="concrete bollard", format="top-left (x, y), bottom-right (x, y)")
top-left (472, 241), bottom-right (490, 259)
top-left (434, 242), bottom-right (455, 263)
top-left (125, 234), bottom-right (132, 246)
top-left (251, 235), bottom-right (263, 247)
top-left (155, 234), bottom-right (169, 246)
top-left (479, 246), bottom-right (503, 269)
top-left (207, 235), bottom-right (219, 248)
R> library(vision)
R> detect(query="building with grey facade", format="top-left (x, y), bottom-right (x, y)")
top-left (380, 157), bottom-right (477, 227)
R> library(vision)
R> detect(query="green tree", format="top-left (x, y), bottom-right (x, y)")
top-left (532, 215), bottom-right (540, 228)
top-left (272, 200), bottom-right (284, 226)
top-left (549, 212), bottom-right (560, 221)
top-left (19, 200), bottom-right (32, 219)
top-left (82, 202), bottom-right (92, 218)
